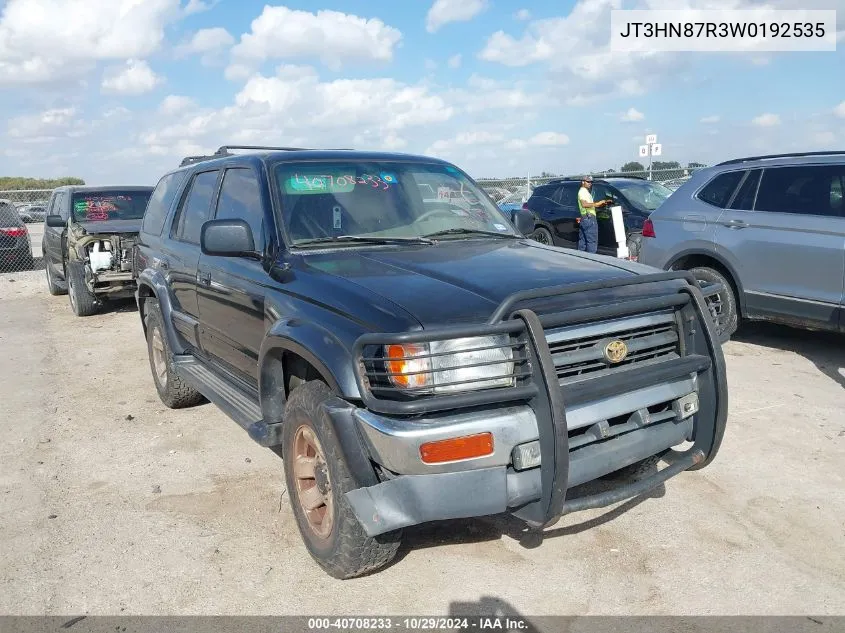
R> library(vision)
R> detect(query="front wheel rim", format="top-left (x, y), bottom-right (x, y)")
top-left (532, 230), bottom-right (550, 244)
top-left (292, 425), bottom-right (334, 541)
top-left (150, 327), bottom-right (168, 388)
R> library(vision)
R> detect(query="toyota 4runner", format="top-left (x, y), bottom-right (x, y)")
top-left (134, 146), bottom-right (728, 579)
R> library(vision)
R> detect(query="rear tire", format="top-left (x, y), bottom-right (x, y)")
top-left (66, 262), bottom-right (99, 316)
top-left (530, 227), bottom-right (553, 245)
top-left (689, 266), bottom-right (738, 341)
top-left (282, 380), bottom-right (402, 579)
top-left (45, 261), bottom-right (67, 295)
top-left (144, 300), bottom-right (204, 409)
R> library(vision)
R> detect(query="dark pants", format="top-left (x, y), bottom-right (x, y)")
top-left (578, 214), bottom-right (598, 253)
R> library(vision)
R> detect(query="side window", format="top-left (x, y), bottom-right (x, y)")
top-left (729, 169), bottom-right (761, 210)
top-left (556, 184), bottom-right (578, 206)
top-left (55, 192), bottom-right (69, 220)
top-left (214, 168), bottom-right (265, 251)
top-left (755, 165), bottom-right (843, 217)
top-left (696, 171), bottom-right (745, 208)
top-left (46, 193), bottom-right (58, 216)
top-left (172, 170), bottom-right (220, 244)
top-left (831, 172), bottom-right (844, 215)
top-left (143, 172), bottom-right (187, 237)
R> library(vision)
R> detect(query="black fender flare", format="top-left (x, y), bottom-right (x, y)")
top-left (666, 248), bottom-right (746, 317)
top-left (134, 268), bottom-right (187, 355)
top-left (257, 322), bottom-right (353, 426)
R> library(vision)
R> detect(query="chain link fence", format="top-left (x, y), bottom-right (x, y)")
top-left (476, 166), bottom-right (708, 206)
top-left (0, 189), bottom-right (53, 274)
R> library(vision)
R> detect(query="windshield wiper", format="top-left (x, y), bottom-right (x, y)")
top-left (422, 228), bottom-right (519, 240)
top-left (294, 235), bottom-right (435, 247)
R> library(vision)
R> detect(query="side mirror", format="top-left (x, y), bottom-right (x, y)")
top-left (45, 215), bottom-right (65, 228)
top-left (512, 209), bottom-right (535, 236)
top-left (201, 219), bottom-right (259, 258)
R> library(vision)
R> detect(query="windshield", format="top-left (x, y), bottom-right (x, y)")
top-left (274, 161), bottom-right (520, 245)
top-left (616, 181), bottom-right (673, 212)
top-left (71, 191), bottom-right (152, 222)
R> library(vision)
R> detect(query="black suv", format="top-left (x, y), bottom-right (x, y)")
top-left (523, 177), bottom-right (673, 258)
top-left (134, 146), bottom-right (727, 579)
top-left (43, 185), bottom-right (153, 315)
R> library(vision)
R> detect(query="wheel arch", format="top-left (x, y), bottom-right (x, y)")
top-left (134, 269), bottom-right (187, 354)
top-left (667, 249), bottom-right (745, 317)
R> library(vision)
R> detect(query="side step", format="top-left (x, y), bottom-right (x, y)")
top-left (172, 356), bottom-right (283, 447)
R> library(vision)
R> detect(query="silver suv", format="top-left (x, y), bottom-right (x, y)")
top-left (639, 152), bottom-right (845, 340)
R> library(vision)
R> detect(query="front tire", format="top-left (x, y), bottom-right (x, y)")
top-left (144, 300), bottom-right (204, 408)
top-left (689, 266), bottom-right (738, 342)
top-left (282, 381), bottom-right (402, 579)
top-left (66, 262), bottom-right (99, 316)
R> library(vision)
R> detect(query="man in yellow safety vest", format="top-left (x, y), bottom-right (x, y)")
top-left (577, 175), bottom-right (609, 253)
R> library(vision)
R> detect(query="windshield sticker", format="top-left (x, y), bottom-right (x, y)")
top-left (494, 223), bottom-right (508, 231)
top-left (333, 205), bottom-right (343, 229)
top-left (437, 187), bottom-right (452, 200)
top-left (285, 173), bottom-right (393, 194)
top-left (380, 172), bottom-right (397, 185)
top-left (75, 198), bottom-right (121, 221)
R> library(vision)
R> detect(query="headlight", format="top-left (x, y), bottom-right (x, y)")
top-left (384, 335), bottom-right (515, 394)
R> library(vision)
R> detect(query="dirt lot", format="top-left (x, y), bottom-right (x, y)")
top-left (1, 269), bottom-right (844, 616)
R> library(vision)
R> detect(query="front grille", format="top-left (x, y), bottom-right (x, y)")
top-left (545, 311), bottom-right (680, 384)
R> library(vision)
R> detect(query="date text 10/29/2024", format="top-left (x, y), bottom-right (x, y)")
top-left (308, 617), bottom-right (531, 631)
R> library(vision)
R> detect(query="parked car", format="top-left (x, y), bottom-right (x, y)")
top-left (516, 177), bottom-right (672, 259)
top-left (17, 203), bottom-right (48, 223)
top-left (134, 145), bottom-right (727, 579)
top-left (481, 186), bottom-right (511, 203)
top-left (42, 185), bottom-right (154, 316)
top-left (497, 187), bottom-right (532, 213)
top-left (639, 151), bottom-right (845, 340)
top-left (0, 199), bottom-right (34, 271)
top-left (660, 177), bottom-right (690, 191)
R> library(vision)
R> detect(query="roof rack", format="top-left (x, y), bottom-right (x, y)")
top-left (717, 151), bottom-right (845, 166)
top-left (179, 145), bottom-right (356, 167)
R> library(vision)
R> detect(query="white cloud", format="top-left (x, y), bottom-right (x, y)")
top-left (448, 54), bottom-right (462, 69)
top-left (0, 0), bottom-right (179, 85)
top-left (101, 59), bottom-right (163, 95)
top-left (515, 9), bottom-right (532, 21)
top-left (427, 0), bottom-right (488, 33)
top-left (700, 115), bottom-right (720, 124)
top-left (752, 113), bottom-right (781, 127)
top-left (834, 102), bottom-right (845, 118)
top-left (505, 131), bottom-right (570, 150)
top-left (177, 27), bottom-right (234, 57)
top-left (7, 107), bottom-right (82, 140)
top-left (446, 75), bottom-right (539, 113)
top-left (229, 6), bottom-right (402, 74)
top-left (183, 0), bottom-right (212, 15)
top-left (428, 131), bottom-right (504, 153)
top-left (159, 95), bottom-right (197, 115)
top-left (620, 107), bottom-right (645, 122)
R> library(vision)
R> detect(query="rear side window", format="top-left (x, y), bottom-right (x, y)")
top-left (0, 202), bottom-right (21, 226)
top-left (556, 184), bottom-right (578, 206)
top-left (729, 169), bottom-right (761, 210)
top-left (143, 172), bottom-right (186, 237)
top-left (214, 168), bottom-right (265, 251)
top-left (696, 171), bottom-right (744, 208)
top-left (755, 165), bottom-right (845, 217)
top-left (173, 170), bottom-right (220, 244)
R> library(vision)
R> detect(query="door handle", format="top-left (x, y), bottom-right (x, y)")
top-left (198, 272), bottom-right (211, 286)
top-left (724, 219), bottom-right (749, 229)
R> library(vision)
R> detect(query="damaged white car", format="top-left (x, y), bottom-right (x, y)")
top-left (43, 186), bottom-right (153, 316)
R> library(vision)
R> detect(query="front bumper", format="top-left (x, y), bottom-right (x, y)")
top-left (339, 271), bottom-right (728, 536)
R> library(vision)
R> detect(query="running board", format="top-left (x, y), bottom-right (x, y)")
top-left (172, 356), bottom-right (283, 447)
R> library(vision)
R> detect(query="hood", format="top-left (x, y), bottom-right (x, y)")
top-left (76, 219), bottom-right (142, 234)
top-left (299, 238), bottom-right (669, 327)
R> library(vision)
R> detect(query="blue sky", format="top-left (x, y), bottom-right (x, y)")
top-left (1, 0), bottom-right (844, 185)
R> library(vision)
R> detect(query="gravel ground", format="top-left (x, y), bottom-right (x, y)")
top-left (1, 269), bottom-right (843, 616)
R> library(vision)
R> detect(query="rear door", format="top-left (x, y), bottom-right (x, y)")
top-left (162, 169), bottom-right (222, 350)
top-left (197, 166), bottom-right (269, 385)
top-left (549, 183), bottom-right (581, 248)
top-left (715, 163), bottom-right (845, 330)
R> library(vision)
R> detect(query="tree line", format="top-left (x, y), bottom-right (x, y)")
top-left (0, 176), bottom-right (85, 191)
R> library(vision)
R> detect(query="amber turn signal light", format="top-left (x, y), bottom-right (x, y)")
top-left (419, 433), bottom-right (494, 464)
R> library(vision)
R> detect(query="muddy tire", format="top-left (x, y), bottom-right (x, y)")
top-left (530, 226), bottom-right (553, 245)
top-left (282, 381), bottom-right (402, 579)
top-left (66, 262), bottom-right (99, 316)
top-left (144, 300), bottom-right (204, 409)
top-left (690, 266), bottom-right (738, 342)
